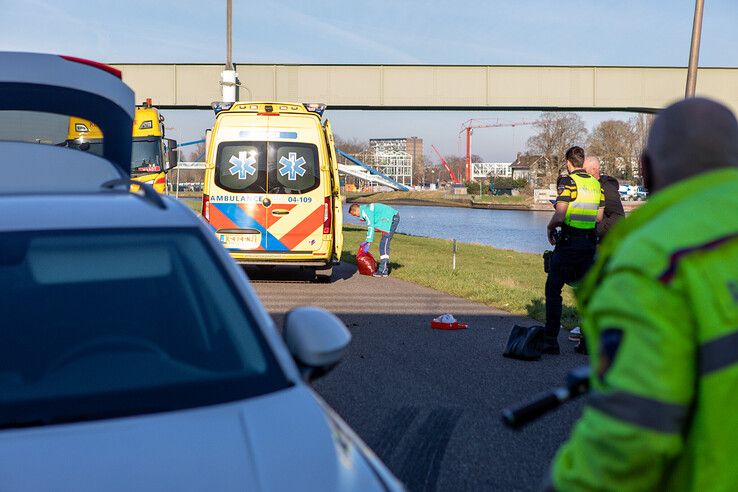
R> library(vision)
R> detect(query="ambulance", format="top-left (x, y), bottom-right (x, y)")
top-left (65, 99), bottom-right (177, 192)
top-left (201, 102), bottom-right (343, 281)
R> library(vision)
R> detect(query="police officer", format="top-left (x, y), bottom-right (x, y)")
top-left (569, 156), bottom-right (626, 354)
top-left (547, 98), bottom-right (738, 491)
top-left (543, 146), bottom-right (604, 354)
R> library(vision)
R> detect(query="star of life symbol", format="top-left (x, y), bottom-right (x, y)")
top-left (228, 151), bottom-right (257, 180)
top-left (278, 152), bottom-right (307, 181)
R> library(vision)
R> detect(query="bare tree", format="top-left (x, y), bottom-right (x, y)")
top-left (187, 142), bottom-right (206, 162)
top-left (333, 135), bottom-right (367, 155)
top-left (527, 113), bottom-right (588, 177)
top-left (442, 155), bottom-right (466, 183)
top-left (628, 113), bottom-right (654, 173)
top-left (587, 120), bottom-right (633, 179)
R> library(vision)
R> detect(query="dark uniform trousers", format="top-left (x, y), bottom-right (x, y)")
top-left (544, 229), bottom-right (597, 342)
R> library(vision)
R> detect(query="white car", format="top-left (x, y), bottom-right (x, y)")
top-left (0, 52), bottom-right (402, 492)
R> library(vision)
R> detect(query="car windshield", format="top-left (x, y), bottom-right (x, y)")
top-left (66, 139), bottom-right (105, 157)
top-left (0, 228), bottom-right (289, 428)
top-left (131, 138), bottom-right (163, 173)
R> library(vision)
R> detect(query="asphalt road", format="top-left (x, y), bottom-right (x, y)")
top-left (249, 263), bottom-right (587, 492)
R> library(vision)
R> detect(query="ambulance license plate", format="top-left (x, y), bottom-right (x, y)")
top-left (220, 233), bottom-right (260, 250)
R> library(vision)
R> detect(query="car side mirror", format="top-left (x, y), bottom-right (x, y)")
top-left (164, 138), bottom-right (178, 172)
top-left (283, 306), bottom-right (351, 382)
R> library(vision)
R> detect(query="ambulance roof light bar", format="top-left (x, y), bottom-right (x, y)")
top-left (303, 103), bottom-right (326, 116)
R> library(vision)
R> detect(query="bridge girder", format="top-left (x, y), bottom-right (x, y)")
top-left (110, 63), bottom-right (738, 114)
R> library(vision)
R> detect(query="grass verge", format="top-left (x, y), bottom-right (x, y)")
top-left (341, 225), bottom-right (578, 327)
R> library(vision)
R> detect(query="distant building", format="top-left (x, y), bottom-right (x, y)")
top-left (471, 162), bottom-right (511, 179)
top-left (367, 137), bottom-right (423, 187)
top-left (369, 137), bottom-right (424, 167)
top-left (510, 153), bottom-right (548, 185)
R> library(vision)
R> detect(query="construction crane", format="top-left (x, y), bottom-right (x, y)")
top-left (459, 119), bottom-right (536, 181)
top-left (430, 144), bottom-right (461, 185)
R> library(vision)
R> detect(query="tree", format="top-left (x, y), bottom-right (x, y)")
top-left (587, 120), bottom-right (633, 179)
top-left (527, 113), bottom-right (588, 177)
top-left (442, 155), bottom-right (466, 183)
top-left (585, 115), bottom-right (654, 181)
top-left (628, 113), bottom-right (654, 176)
top-left (186, 142), bottom-right (206, 162)
top-left (333, 135), bottom-right (367, 155)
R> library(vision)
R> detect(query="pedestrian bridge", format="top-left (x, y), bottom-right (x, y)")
top-left (111, 63), bottom-right (738, 113)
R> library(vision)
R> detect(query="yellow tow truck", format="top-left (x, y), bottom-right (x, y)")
top-left (66, 99), bottom-right (177, 192)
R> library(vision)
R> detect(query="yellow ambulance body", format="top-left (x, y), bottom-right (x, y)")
top-left (201, 102), bottom-right (343, 280)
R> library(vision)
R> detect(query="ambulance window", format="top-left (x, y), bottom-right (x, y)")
top-left (267, 142), bottom-right (320, 194)
top-left (215, 141), bottom-right (266, 193)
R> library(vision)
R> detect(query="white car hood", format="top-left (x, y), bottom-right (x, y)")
top-left (0, 386), bottom-right (388, 492)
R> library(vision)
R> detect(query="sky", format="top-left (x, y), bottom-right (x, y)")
top-left (2, 0), bottom-right (736, 162)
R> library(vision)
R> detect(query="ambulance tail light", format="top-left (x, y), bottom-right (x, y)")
top-left (202, 194), bottom-right (211, 221)
top-left (323, 196), bottom-right (331, 234)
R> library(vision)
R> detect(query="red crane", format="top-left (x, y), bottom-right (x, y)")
top-left (459, 119), bottom-right (536, 181)
top-left (430, 144), bottom-right (461, 185)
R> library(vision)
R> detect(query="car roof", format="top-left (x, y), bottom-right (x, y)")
top-left (0, 52), bottom-right (134, 175)
top-left (0, 142), bottom-right (124, 194)
top-left (0, 192), bottom-right (199, 232)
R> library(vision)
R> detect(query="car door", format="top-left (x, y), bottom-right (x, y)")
top-left (210, 141), bottom-right (269, 251)
top-left (263, 136), bottom-right (325, 253)
top-left (324, 119), bottom-right (343, 258)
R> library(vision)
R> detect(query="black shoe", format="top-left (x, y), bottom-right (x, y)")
top-left (574, 340), bottom-right (588, 355)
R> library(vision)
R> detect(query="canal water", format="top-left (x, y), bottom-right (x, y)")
top-left (343, 204), bottom-right (553, 254)
top-left (179, 199), bottom-right (552, 254)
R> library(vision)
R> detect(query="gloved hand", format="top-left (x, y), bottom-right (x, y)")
top-left (359, 241), bottom-right (370, 253)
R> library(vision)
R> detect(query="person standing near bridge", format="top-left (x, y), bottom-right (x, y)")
top-left (568, 156), bottom-right (626, 354)
top-left (543, 147), bottom-right (604, 354)
top-left (547, 98), bottom-right (738, 491)
top-left (583, 155), bottom-right (625, 241)
top-left (349, 202), bottom-right (400, 278)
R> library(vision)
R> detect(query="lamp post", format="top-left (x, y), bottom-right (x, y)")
top-left (221, 0), bottom-right (238, 102)
top-left (685, 0), bottom-right (705, 98)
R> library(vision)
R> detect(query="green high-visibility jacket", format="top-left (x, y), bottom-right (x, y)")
top-left (359, 203), bottom-right (398, 242)
top-left (565, 172), bottom-right (603, 229)
top-left (552, 168), bottom-right (738, 491)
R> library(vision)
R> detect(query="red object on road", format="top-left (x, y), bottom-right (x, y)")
top-left (431, 320), bottom-right (468, 330)
top-left (356, 246), bottom-right (377, 276)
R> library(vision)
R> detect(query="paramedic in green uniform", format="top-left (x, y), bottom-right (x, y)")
top-left (349, 202), bottom-right (400, 278)
top-left (548, 98), bottom-right (738, 491)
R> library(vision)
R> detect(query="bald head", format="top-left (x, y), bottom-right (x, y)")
top-left (583, 156), bottom-right (601, 179)
top-left (644, 98), bottom-right (738, 192)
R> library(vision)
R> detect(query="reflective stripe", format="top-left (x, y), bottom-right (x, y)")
top-left (700, 330), bottom-right (738, 375)
top-left (588, 391), bottom-right (688, 433)
top-left (380, 254), bottom-right (390, 259)
top-left (570, 201), bottom-right (600, 211)
top-left (568, 214), bottom-right (597, 223)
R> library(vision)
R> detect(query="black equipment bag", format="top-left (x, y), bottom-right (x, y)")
top-left (503, 325), bottom-right (545, 361)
